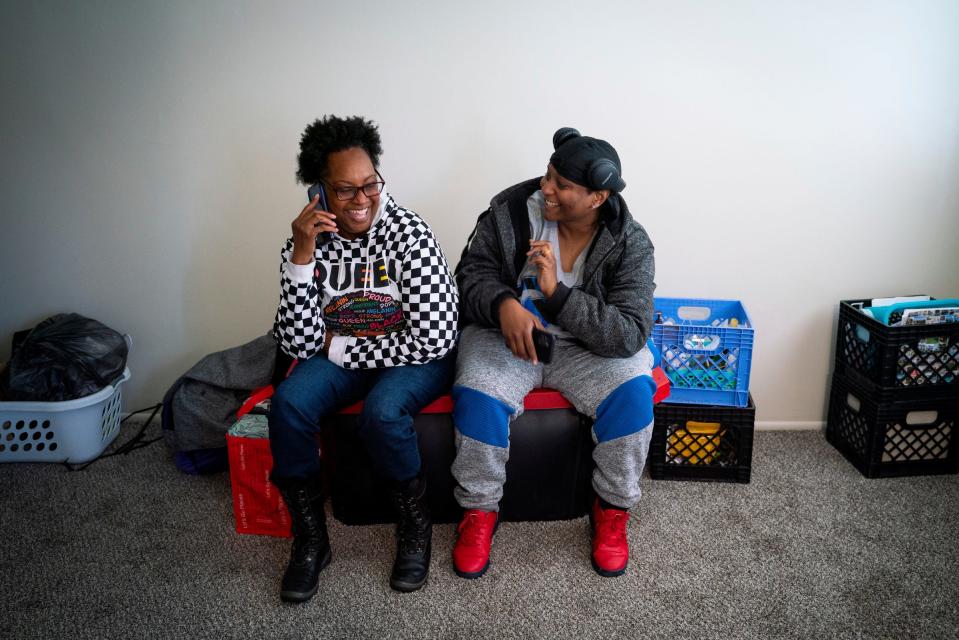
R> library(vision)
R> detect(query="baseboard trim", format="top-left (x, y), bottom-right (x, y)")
top-left (755, 421), bottom-right (823, 431)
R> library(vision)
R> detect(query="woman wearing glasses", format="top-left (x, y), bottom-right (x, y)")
top-left (269, 115), bottom-right (459, 601)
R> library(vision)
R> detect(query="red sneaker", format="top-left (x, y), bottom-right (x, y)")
top-left (452, 509), bottom-right (498, 579)
top-left (590, 498), bottom-right (629, 577)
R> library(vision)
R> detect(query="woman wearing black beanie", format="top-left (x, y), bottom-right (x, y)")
top-left (451, 127), bottom-right (657, 579)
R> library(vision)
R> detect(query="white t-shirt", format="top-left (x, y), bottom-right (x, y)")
top-left (517, 190), bottom-right (594, 337)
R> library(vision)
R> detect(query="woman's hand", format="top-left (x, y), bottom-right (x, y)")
top-left (498, 298), bottom-right (546, 364)
top-left (291, 194), bottom-right (338, 265)
top-left (527, 240), bottom-right (558, 298)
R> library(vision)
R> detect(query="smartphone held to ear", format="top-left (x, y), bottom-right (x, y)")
top-left (531, 328), bottom-right (555, 364)
top-left (307, 183), bottom-right (329, 212)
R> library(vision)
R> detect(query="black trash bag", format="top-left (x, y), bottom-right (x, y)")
top-left (0, 313), bottom-right (129, 402)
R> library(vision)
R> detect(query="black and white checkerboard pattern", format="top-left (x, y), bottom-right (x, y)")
top-left (273, 194), bottom-right (459, 368)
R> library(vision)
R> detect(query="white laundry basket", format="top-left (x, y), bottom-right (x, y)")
top-left (0, 368), bottom-right (131, 464)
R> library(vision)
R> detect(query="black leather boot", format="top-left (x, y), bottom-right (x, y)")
top-left (388, 474), bottom-right (432, 592)
top-left (276, 476), bottom-right (331, 603)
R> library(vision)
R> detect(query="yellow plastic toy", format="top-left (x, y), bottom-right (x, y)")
top-left (667, 420), bottom-right (723, 464)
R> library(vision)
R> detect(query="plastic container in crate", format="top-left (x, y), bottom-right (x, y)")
top-left (835, 297), bottom-right (959, 400)
top-left (0, 368), bottom-right (130, 464)
top-left (826, 372), bottom-right (958, 478)
top-left (652, 297), bottom-right (754, 407)
top-left (648, 396), bottom-right (755, 483)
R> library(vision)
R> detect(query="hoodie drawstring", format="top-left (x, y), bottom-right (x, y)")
top-left (362, 234), bottom-right (371, 295)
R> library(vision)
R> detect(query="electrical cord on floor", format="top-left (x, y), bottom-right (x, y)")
top-left (63, 403), bottom-right (163, 472)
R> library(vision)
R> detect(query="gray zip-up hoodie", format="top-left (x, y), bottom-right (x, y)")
top-left (455, 178), bottom-right (655, 358)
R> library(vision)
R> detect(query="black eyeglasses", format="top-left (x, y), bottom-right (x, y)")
top-left (323, 171), bottom-right (385, 201)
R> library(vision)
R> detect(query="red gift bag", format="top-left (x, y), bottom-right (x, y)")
top-left (227, 432), bottom-right (292, 538)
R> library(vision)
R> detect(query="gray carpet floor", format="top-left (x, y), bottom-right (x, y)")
top-left (1, 423), bottom-right (958, 640)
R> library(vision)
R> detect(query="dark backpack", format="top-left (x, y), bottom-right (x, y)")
top-left (161, 333), bottom-right (291, 474)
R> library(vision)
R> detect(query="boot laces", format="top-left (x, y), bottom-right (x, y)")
top-left (286, 492), bottom-right (324, 561)
top-left (397, 495), bottom-right (428, 528)
top-left (397, 495), bottom-right (428, 553)
top-left (459, 511), bottom-right (493, 547)
top-left (291, 536), bottom-right (318, 564)
top-left (596, 509), bottom-right (628, 547)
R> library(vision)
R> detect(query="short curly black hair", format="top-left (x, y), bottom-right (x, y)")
top-left (296, 115), bottom-right (383, 184)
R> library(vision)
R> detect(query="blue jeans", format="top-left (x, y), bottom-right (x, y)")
top-left (269, 351), bottom-right (455, 484)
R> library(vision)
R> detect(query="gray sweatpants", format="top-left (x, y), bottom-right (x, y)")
top-left (452, 324), bottom-right (656, 512)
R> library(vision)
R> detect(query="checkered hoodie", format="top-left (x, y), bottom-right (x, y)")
top-left (273, 193), bottom-right (459, 368)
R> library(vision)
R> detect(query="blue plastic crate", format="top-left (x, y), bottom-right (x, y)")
top-left (651, 298), bottom-right (754, 407)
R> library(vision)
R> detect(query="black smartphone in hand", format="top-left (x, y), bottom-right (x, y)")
top-left (531, 328), bottom-right (555, 364)
top-left (307, 183), bottom-right (329, 212)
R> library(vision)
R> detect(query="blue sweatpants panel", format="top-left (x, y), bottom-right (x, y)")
top-left (593, 375), bottom-right (656, 443)
top-left (452, 384), bottom-right (514, 448)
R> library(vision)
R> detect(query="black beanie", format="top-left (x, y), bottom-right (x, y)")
top-left (549, 127), bottom-right (625, 192)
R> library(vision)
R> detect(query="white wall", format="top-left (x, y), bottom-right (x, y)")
top-left (1, 0), bottom-right (957, 426)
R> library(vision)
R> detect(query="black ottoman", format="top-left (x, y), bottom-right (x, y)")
top-left (326, 390), bottom-right (594, 525)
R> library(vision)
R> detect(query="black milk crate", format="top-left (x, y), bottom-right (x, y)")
top-left (826, 372), bottom-right (959, 478)
top-left (649, 396), bottom-right (755, 483)
top-left (835, 297), bottom-right (959, 400)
